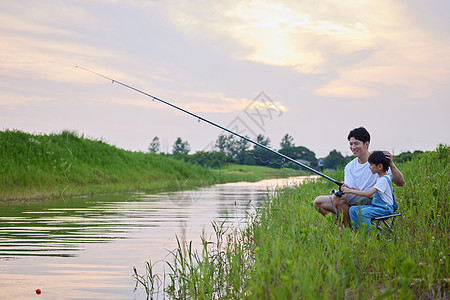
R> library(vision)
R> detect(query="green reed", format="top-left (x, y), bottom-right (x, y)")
top-left (135, 145), bottom-right (448, 299)
top-left (133, 260), bottom-right (163, 299)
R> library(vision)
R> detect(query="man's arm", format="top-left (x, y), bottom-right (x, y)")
top-left (384, 151), bottom-right (405, 186)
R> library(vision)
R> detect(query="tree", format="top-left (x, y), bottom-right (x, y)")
top-left (250, 134), bottom-right (282, 166)
top-left (394, 150), bottom-right (424, 164)
top-left (228, 135), bottom-right (250, 158)
top-left (279, 146), bottom-right (317, 167)
top-left (251, 147), bottom-right (283, 167)
top-left (172, 137), bottom-right (190, 155)
top-left (254, 134), bottom-right (271, 150)
top-left (148, 137), bottom-right (160, 153)
top-left (186, 151), bottom-right (230, 168)
top-left (280, 134), bottom-right (295, 149)
top-left (234, 138), bottom-right (251, 164)
top-left (323, 149), bottom-right (348, 169)
top-left (215, 134), bottom-right (228, 153)
top-left (215, 134), bottom-right (250, 158)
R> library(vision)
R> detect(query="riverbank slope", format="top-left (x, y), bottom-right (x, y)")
top-left (159, 145), bottom-right (448, 299)
top-left (0, 130), bottom-right (303, 201)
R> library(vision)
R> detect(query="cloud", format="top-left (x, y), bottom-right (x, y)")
top-left (0, 91), bottom-right (53, 107)
top-left (315, 4), bottom-right (450, 98)
top-left (156, 0), bottom-right (449, 98)
top-left (1, 0), bottom-right (448, 114)
top-left (88, 85), bottom-right (288, 114)
top-left (314, 82), bottom-right (375, 98)
top-left (96, 91), bottom-right (274, 114)
top-left (0, 2), bottom-right (142, 87)
top-left (160, 0), bottom-right (373, 73)
top-left (0, 34), bottom-right (120, 83)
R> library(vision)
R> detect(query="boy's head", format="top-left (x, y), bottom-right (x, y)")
top-left (347, 127), bottom-right (370, 143)
top-left (368, 151), bottom-right (389, 172)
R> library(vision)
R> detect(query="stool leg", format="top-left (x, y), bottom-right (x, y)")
top-left (374, 215), bottom-right (400, 239)
top-left (382, 220), bottom-right (393, 237)
top-left (376, 220), bottom-right (386, 237)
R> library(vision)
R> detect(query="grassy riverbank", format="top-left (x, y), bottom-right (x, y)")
top-left (138, 145), bottom-right (448, 299)
top-left (0, 130), bottom-right (303, 201)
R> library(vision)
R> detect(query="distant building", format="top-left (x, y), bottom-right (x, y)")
top-left (317, 158), bottom-right (324, 171)
top-left (296, 159), bottom-right (311, 166)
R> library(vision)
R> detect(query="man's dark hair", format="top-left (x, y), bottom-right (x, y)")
top-left (368, 151), bottom-right (389, 171)
top-left (347, 127), bottom-right (370, 143)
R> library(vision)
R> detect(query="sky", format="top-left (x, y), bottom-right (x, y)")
top-left (1, 0), bottom-right (449, 158)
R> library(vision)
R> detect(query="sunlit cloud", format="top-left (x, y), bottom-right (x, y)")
top-left (230, 1), bottom-right (373, 73)
top-left (158, 0), bottom-right (449, 98)
top-left (247, 100), bottom-right (287, 113)
top-left (113, 94), bottom-right (254, 113)
top-left (161, 0), bottom-right (372, 73)
top-left (315, 17), bottom-right (450, 98)
top-left (94, 89), bottom-right (288, 114)
top-left (177, 91), bottom-right (288, 113)
top-left (314, 82), bottom-right (375, 98)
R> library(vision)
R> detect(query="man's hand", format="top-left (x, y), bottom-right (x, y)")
top-left (383, 150), bottom-right (405, 186)
top-left (383, 151), bottom-right (394, 166)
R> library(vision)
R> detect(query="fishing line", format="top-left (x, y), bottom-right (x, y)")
top-left (248, 150), bottom-right (286, 165)
top-left (76, 66), bottom-right (342, 187)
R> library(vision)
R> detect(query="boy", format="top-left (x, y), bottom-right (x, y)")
top-left (342, 151), bottom-right (396, 229)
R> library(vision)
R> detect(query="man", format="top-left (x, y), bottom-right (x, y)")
top-left (313, 127), bottom-right (405, 227)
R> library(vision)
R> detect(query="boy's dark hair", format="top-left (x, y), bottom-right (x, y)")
top-left (368, 151), bottom-right (389, 171)
top-left (347, 127), bottom-right (370, 143)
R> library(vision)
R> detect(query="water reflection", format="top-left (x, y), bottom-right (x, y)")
top-left (0, 176), bottom-right (311, 299)
top-left (0, 195), bottom-right (153, 257)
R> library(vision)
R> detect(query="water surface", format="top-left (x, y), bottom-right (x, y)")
top-left (0, 176), bottom-right (311, 299)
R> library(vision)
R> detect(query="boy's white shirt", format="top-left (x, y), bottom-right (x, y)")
top-left (373, 175), bottom-right (394, 205)
top-left (344, 158), bottom-right (392, 191)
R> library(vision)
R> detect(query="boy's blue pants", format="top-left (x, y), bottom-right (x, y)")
top-left (349, 204), bottom-right (394, 229)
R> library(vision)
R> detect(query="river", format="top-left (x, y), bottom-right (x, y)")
top-left (0, 176), bottom-right (312, 299)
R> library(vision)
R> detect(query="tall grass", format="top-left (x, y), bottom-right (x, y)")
top-left (135, 145), bottom-right (448, 299)
top-left (0, 130), bottom-right (217, 200)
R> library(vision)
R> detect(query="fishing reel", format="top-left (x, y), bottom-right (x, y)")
top-left (331, 188), bottom-right (343, 197)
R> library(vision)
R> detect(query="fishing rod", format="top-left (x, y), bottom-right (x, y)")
top-left (76, 66), bottom-right (343, 187)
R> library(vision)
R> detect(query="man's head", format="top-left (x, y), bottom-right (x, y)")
top-left (347, 127), bottom-right (370, 158)
top-left (368, 151), bottom-right (389, 173)
top-left (347, 127), bottom-right (370, 143)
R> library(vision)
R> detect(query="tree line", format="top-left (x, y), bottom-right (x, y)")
top-left (148, 134), bottom-right (355, 170)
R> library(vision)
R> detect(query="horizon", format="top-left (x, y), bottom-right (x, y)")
top-left (1, 128), bottom-right (434, 160)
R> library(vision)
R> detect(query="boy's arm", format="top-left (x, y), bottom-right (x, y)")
top-left (342, 186), bottom-right (377, 198)
top-left (384, 151), bottom-right (405, 186)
